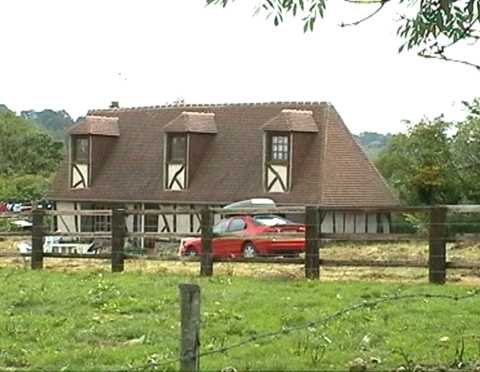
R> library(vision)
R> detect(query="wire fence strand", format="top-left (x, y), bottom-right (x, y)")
top-left (152, 289), bottom-right (480, 369)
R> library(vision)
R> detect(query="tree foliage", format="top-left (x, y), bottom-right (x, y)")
top-left (452, 98), bottom-right (480, 202)
top-left (207, 0), bottom-right (480, 69)
top-left (376, 117), bottom-right (460, 204)
top-left (0, 111), bottom-right (64, 201)
top-left (376, 98), bottom-right (480, 205)
top-left (0, 175), bottom-right (51, 202)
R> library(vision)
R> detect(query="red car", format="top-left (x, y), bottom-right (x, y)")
top-left (179, 214), bottom-right (305, 258)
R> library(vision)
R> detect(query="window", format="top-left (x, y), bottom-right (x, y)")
top-left (228, 218), bottom-right (246, 232)
top-left (165, 134), bottom-right (187, 190)
top-left (265, 132), bottom-right (290, 192)
top-left (253, 215), bottom-right (294, 226)
top-left (73, 137), bottom-right (89, 163)
top-left (144, 203), bottom-right (159, 249)
top-left (269, 134), bottom-right (289, 162)
top-left (213, 219), bottom-right (229, 235)
top-left (71, 136), bottom-right (90, 188)
top-left (80, 203), bottom-right (111, 232)
top-left (167, 134), bottom-right (186, 163)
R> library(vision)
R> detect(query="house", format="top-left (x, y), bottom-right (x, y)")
top-left (49, 101), bottom-right (397, 245)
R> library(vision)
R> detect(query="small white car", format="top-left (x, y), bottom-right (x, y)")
top-left (17, 236), bottom-right (96, 255)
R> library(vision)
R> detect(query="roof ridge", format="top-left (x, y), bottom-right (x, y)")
top-left (85, 115), bottom-right (119, 120)
top-left (281, 109), bottom-right (314, 114)
top-left (88, 101), bottom-right (328, 114)
top-left (181, 111), bottom-right (215, 116)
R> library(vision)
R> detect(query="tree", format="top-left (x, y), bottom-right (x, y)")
top-left (0, 112), bottom-right (64, 176)
top-left (452, 98), bottom-right (480, 202)
top-left (207, 0), bottom-right (480, 70)
top-left (0, 111), bottom-right (64, 201)
top-left (375, 117), bottom-right (460, 204)
top-left (0, 175), bottom-right (51, 202)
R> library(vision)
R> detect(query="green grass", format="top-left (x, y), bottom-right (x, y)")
top-left (0, 268), bottom-right (479, 371)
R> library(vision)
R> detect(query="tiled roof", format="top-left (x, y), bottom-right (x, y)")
top-left (68, 116), bottom-right (120, 137)
top-left (51, 102), bottom-right (397, 207)
top-left (163, 112), bottom-right (217, 133)
top-left (261, 109), bottom-right (319, 132)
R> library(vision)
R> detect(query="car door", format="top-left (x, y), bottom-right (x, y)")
top-left (211, 218), bottom-right (230, 256)
top-left (223, 217), bottom-right (248, 256)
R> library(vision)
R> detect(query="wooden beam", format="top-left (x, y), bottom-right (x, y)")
top-left (200, 209), bottom-right (213, 277)
top-left (179, 284), bottom-right (201, 372)
top-left (429, 206), bottom-right (447, 284)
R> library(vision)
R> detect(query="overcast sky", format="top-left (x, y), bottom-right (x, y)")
top-left (1, 0), bottom-right (479, 134)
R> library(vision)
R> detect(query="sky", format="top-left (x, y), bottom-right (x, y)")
top-left (1, 0), bottom-right (479, 134)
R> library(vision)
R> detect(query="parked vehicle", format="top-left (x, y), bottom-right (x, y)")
top-left (17, 236), bottom-right (96, 255)
top-left (179, 214), bottom-right (305, 258)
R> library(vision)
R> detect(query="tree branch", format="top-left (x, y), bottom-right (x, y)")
top-left (340, 0), bottom-right (389, 27)
top-left (419, 51), bottom-right (480, 71)
top-left (343, 0), bottom-right (386, 3)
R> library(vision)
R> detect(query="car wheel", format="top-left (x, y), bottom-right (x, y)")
top-left (242, 241), bottom-right (257, 258)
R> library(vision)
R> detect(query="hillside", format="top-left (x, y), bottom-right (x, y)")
top-left (21, 109), bottom-right (75, 141)
top-left (354, 131), bottom-right (392, 159)
top-left (0, 104), bottom-right (12, 113)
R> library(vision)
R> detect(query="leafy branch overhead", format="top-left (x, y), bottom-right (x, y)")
top-left (206, 0), bottom-right (480, 70)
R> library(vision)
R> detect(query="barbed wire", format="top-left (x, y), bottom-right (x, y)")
top-left (151, 289), bottom-right (480, 369)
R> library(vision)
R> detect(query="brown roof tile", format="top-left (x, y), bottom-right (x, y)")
top-left (51, 102), bottom-right (397, 207)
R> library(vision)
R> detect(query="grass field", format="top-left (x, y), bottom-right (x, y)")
top-left (0, 267), bottom-right (479, 371)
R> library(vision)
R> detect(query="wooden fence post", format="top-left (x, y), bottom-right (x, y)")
top-left (200, 208), bottom-right (213, 277)
top-left (111, 208), bottom-right (126, 273)
top-left (179, 283), bottom-right (201, 372)
top-left (305, 206), bottom-right (320, 279)
top-left (429, 206), bottom-right (447, 284)
top-left (31, 208), bottom-right (45, 270)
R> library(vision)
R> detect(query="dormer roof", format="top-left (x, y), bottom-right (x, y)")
top-left (261, 109), bottom-right (319, 133)
top-left (163, 112), bottom-right (217, 134)
top-left (68, 116), bottom-right (120, 137)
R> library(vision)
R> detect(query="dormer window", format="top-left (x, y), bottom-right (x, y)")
top-left (165, 134), bottom-right (187, 190)
top-left (261, 109), bottom-right (319, 193)
top-left (73, 137), bottom-right (89, 163)
top-left (269, 134), bottom-right (289, 162)
top-left (163, 112), bottom-right (218, 191)
top-left (265, 132), bottom-right (291, 192)
top-left (67, 116), bottom-right (120, 189)
top-left (71, 136), bottom-right (90, 189)
top-left (167, 134), bottom-right (187, 163)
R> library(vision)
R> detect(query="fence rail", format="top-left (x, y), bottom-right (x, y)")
top-left (1, 204), bottom-right (480, 283)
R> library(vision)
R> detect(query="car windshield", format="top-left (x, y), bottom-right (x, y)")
top-left (213, 219), bottom-right (229, 234)
top-left (253, 215), bottom-right (295, 226)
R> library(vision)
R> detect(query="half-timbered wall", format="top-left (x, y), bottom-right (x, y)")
top-left (55, 202), bottom-right (392, 237)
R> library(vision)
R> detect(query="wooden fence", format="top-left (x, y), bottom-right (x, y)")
top-left (1, 205), bottom-right (480, 284)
